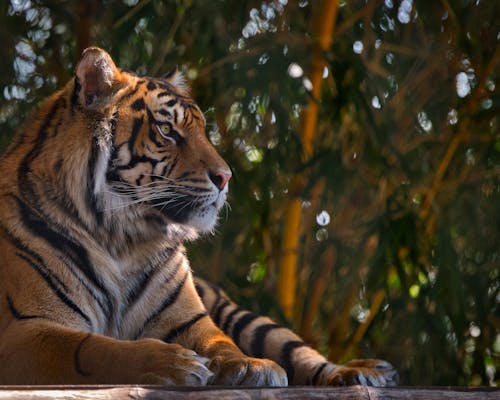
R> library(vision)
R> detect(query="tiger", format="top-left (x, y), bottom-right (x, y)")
top-left (0, 47), bottom-right (398, 386)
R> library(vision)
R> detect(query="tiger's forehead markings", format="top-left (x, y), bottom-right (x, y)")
top-left (153, 98), bottom-right (204, 131)
top-left (147, 80), bottom-right (157, 91)
top-left (127, 78), bottom-right (206, 131)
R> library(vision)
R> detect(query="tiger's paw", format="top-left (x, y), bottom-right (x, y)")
top-left (131, 340), bottom-right (214, 385)
top-left (209, 356), bottom-right (288, 386)
top-left (318, 359), bottom-right (399, 387)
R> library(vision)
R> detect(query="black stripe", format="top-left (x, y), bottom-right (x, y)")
top-left (212, 299), bottom-right (231, 325)
top-left (16, 196), bottom-right (112, 317)
top-left (123, 246), bottom-right (178, 311)
top-left (175, 171), bottom-right (195, 181)
top-left (71, 78), bottom-right (81, 111)
top-left (163, 68), bottom-right (176, 79)
top-left (221, 306), bottom-right (243, 334)
top-left (156, 108), bottom-right (172, 117)
top-left (138, 272), bottom-right (189, 337)
top-left (232, 312), bottom-right (259, 347)
top-left (164, 155), bottom-right (178, 177)
top-left (163, 312), bottom-right (208, 343)
top-left (282, 341), bottom-right (308, 383)
top-left (146, 107), bottom-right (164, 148)
top-left (16, 249), bottom-right (69, 291)
top-left (147, 80), bottom-right (157, 90)
top-left (106, 144), bottom-right (122, 183)
top-left (7, 295), bottom-right (41, 320)
top-left (194, 281), bottom-right (205, 299)
top-left (311, 362), bottom-right (329, 385)
top-left (157, 81), bottom-right (176, 91)
top-left (2, 222), bottom-right (102, 324)
top-left (131, 98), bottom-right (145, 111)
top-left (128, 116), bottom-right (144, 153)
top-left (114, 152), bottom-right (168, 171)
top-left (181, 186), bottom-right (211, 194)
top-left (3, 212), bottom-right (104, 318)
top-left (48, 98), bottom-right (66, 138)
top-left (74, 334), bottom-right (92, 377)
top-left (250, 323), bottom-right (281, 357)
top-left (18, 96), bottom-right (63, 199)
top-left (1, 221), bottom-right (69, 293)
top-left (148, 126), bottom-right (163, 148)
top-left (157, 91), bottom-right (174, 98)
top-left (116, 84), bottom-right (139, 105)
top-left (86, 134), bottom-right (101, 221)
top-left (195, 279), bottom-right (222, 311)
top-left (15, 251), bottom-right (91, 325)
top-left (176, 177), bottom-right (206, 184)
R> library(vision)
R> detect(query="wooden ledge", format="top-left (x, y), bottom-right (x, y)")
top-left (0, 385), bottom-right (498, 399)
top-left (0, 385), bottom-right (500, 400)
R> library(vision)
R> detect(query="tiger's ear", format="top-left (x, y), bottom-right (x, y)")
top-left (76, 47), bottom-right (124, 107)
top-left (164, 67), bottom-right (190, 96)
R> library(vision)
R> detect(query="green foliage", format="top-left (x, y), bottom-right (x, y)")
top-left (0, 0), bottom-right (498, 386)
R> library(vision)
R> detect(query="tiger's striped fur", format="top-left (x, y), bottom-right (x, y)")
top-left (0, 47), bottom-right (397, 386)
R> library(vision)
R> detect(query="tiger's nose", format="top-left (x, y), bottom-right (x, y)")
top-left (209, 169), bottom-right (232, 191)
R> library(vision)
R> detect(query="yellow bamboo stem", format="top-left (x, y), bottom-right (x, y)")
top-left (278, 0), bottom-right (339, 319)
top-left (338, 289), bottom-right (386, 361)
top-left (278, 198), bottom-right (302, 317)
top-left (419, 129), bottom-right (465, 220)
top-left (301, 245), bottom-right (336, 343)
top-left (302, 0), bottom-right (339, 158)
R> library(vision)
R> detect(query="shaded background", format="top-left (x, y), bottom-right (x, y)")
top-left (0, 0), bottom-right (498, 386)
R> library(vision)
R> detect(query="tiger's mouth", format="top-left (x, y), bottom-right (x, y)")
top-left (151, 190), bottom-right (226, 232)
top-left (106, 177), bottom-right (226, 232)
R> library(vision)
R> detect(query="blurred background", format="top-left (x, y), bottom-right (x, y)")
top-left (0, 0), bottom-right (498, 386)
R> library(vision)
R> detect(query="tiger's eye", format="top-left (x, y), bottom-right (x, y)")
top-left (156, 124), bottom-right (183, 145)
top-left (157, 124), bottom-right (171, 138)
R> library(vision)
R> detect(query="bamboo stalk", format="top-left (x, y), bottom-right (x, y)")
top-left (301, 245), bottom-right (336, 343)
top-left (278, 196), bottom-right (302, 318)
top-left (277, 0), bottom-right (339, 320)
top-left (419, 128), bottom-right (466, 220)
top-left (338, 288), bottom-right (386, 361)
top-left (75, 0), bottom-right (97, 56)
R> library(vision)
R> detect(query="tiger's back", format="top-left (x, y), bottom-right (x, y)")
top-left (0, 47), bottom-right (397, 387)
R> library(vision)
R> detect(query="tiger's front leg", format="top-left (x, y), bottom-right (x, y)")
top-left (142, 273), bottom-right (287, 386)
top-left (0, 318), bottom-right (214, 385)
top-left (178, 316), bottom-right (288, 386)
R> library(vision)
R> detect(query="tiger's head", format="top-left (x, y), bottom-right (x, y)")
top-left (75, 47), bottom-right (231, 234)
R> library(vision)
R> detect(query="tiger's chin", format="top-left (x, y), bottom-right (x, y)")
top-left (154, 202), bottom-right (221, 237)
top-left (156, 192), bottom-right (227, 235)
top-left (183, 203), bottom-right (221, 234)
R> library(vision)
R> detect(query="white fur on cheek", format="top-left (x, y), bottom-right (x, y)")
top-left (93, 117), bottom-right (114, 198)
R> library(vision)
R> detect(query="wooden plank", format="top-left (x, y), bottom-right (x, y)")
top-left (0, 386), bottom-right (498, 400)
